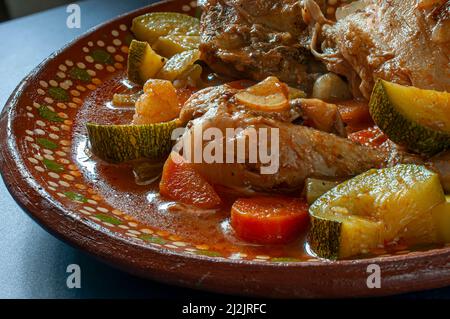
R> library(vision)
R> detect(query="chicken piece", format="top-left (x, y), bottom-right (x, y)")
top-left (428, 151), bottom-right (450, 193)
top-left (199, 0), bottom-right (329, 92)
top-left (178, 82), bottom-right (406, 192)
top-left (309, 0), bottom-right (450, 99)
top-left (180, 81), bottom-right (346, 137)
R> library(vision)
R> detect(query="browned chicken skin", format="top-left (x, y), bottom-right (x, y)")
top-left (178, 83), bottom-right (419, 192)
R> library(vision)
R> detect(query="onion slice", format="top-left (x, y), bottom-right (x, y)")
top-left (235, 76), bottom-right (290, 112)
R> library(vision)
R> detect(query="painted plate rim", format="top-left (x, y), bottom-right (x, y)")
top-left (1, 0), bottom-right (450, 298)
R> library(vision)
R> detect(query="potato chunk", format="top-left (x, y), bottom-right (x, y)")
top-left (133, 79), bottom-right (180, 124)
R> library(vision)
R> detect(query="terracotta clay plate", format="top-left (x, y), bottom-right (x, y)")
top-left (1, 0), bottom-right (450, 298)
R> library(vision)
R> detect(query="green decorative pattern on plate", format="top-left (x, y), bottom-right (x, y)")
top-left (69, 67), bottom-right (92, 82)
top-left (64, 191), bottom-right (88, 203)
top-left (43, 158), bottom-right (64, 172)
top-left (36, 138), bottom-right (58, 150)
top-left (91, 49), bottom-right (113, 64)
top-left (48, 87), bottom-right (70, 102)
top-left (140, 234), bottom-right (167, 245)
top-left (95, 214), bottom-right (123, 225)
top-left (38, 105), bottom-right (64, 122)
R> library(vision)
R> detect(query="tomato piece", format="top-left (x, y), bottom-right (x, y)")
top-left (160, 152), bottom-right (222, 209)
top-left (337, 100), bottom-right (373, 133)
top-left (348, 126), bottom-right (388, 148)
top-left (231, 196), bottom-right (309, 245)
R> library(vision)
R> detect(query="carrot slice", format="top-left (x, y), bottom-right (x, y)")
top-left (231, 196), bottom-right (309, 245)
top-left (160, 152), bottom-right (222, 209)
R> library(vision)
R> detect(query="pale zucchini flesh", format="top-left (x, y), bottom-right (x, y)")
top-left (431, 195), bottom-right (450, 243)
top-left (127, 40), bottom-right (166, 85)
top-left (303, 178), bottom-right (341, 205)
top-left (156, 49), bottom-right (201, 82)
top-left (112, 91), bottom-right (143, 107)
top-left (132, 160), bottom-right (165, 185)
top-left (131, 12), bottom-right (200, 45)
top-left (404, 196), bottom-right (450, 245)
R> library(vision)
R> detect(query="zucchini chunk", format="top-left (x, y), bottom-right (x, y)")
top-left (156, 49), bottom-right (201, 82)
top-left (127, 40), bottom-right (166, 85)
top-left (153, 35), bottom-right (200, 58)
top-left (404, 196), bottom-right (450, 245)
top-left (131, 12), bottom-right (200, 45)
top-left (431, 195), bottom-right (450, 243)
top-left (176, 64), bottom-right (203, 87)
top-left (308, 165), bottom-right (446, 259)
top-left (369, 80), bottom-right (450, 155)
top-left (86, 120), bottom-right (179, 163)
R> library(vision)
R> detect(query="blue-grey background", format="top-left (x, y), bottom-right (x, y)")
top-left (0, 0), bottom-right (449, 299)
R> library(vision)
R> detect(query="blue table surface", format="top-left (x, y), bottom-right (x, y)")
top-left (0, 0), bottom-right (449, 299)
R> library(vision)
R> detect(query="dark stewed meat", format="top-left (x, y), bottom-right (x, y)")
top-left (199, 0), bottom-right (328, 92)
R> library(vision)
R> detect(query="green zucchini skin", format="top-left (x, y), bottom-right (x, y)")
top-left (308, 216), bottom-right (341, 260)
top-left (369, 80), bottom-right (450, 156)
top-left (86, 120), bottom-right (179, 163)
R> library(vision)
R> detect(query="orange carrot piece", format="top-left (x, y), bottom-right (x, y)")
top-left (231, 196), bottom-right (309, 245)
top-left (160, 152), bottom-right (222, 209)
